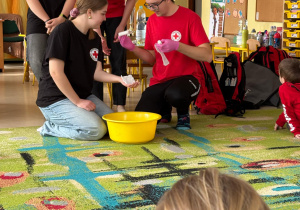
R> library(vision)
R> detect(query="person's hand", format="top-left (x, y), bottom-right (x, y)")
top-left (76, 99), bottom-right (96, 111)
top-left (101, 37), bottom-right (111, 55)
top-left (119, 77), bottom-right (140, 88)
top-left (121, 80), bottom-right (140, 88)
top-left (295, 134), bottom-right (300, 139)
top-left (274, 123), bottom-right (283, 131)
top-left (45, 16), bottom-right (65, 34)
top-left (119, 35), bottom-right (135, 51)
top-left (155, 39), bottom-right (179, 53)
top-left (113, 25), bottom-right (125, 42)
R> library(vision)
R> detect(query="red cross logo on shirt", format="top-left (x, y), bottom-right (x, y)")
top-left (90, 48), bottom-right (99, 62)
top-left (93, 51), bottom-right (98, 59)
top-left (171, 31), bottom-right (181, 42)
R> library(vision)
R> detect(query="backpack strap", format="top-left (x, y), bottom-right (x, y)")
top-left (247, 50), bottom-right (259, 61)
top-left (231, 52), bottom-right (242, 101)
top-left (198, 61), bottom-right (213, 93)
top-left (215, 103), bottom-right (245, 118)
top-left (209, 61), bottom-right (219, 80)
top-left (264, 46), bottom-right (271, 69)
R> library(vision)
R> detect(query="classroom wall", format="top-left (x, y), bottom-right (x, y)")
top-left (201, 1), bottom-right (283, 36)
top-left (134, 0), bottom-right (188, 18)
top-left (175, 0), bottom-right (188, 8)
top-left (135, 0), bottom-right (154, 17)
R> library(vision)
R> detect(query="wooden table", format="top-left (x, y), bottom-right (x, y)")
top-left (0, 20), bottom-right (4, 72)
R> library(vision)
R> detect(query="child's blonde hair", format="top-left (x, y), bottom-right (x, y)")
top-left (156, 168), bottom-right (269, 210)
top-left (279, 58), bottom-right (300, 83)
top-left (71, 0), bottom-right (107, 39)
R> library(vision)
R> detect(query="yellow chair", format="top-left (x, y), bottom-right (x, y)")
top-left (102, 57), bottom-right (113, 108)
top-left (19, 34), bottom-right (36, 85)
top-left (126, 50), bottom-right (152, 94)
top-left (210, 37), bottom-right (231, 70)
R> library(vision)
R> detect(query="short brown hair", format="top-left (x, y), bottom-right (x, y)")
top-left (279, 58), bottom-right (300, 83)
top-left (156, 168), bottom-right (269, 210)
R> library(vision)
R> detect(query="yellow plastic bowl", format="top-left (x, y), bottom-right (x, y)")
top-left (102, 112), bottom-right (162, 144)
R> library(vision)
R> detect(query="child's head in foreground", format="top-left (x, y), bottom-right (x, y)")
top-left (156, 168), bottom-right (269, 210)
top-left (278, 58), bottom-right (300, 84)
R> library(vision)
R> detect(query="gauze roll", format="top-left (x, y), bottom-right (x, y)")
top-left (155, 40), bottom-right (169, 66)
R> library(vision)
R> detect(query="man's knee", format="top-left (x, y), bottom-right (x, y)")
top-left (166, 90), bottom-right (189, 107)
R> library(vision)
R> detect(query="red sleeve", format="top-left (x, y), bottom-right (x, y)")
top-left (280, 84), bottom-right (300, 136)
top-left (276, 112), bottom-right (286, 127)
top-left (189, 15), bottom-right (209, 47)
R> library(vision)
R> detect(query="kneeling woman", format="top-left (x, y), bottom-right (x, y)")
top-left (36, 0), bottom-right (138, 140)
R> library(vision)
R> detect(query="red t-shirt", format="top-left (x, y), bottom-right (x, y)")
top-left (106, 0), bottom-right (125, 18)
top-left (145, 6), bottom-right (209, 86)
top-left (276, 82), bottom-right (300, 136)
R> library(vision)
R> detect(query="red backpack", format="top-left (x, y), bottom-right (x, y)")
top-left (194, 61), bottom-right (226, 115)
top-left (247, 46), bottom-right (290, 75)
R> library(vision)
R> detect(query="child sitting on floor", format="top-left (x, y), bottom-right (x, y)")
top-left (274, 58), bottom-right (300, 139)
top-left (156, 168), bottom-right (269, 210)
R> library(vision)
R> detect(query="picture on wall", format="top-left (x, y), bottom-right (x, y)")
top-left (209, 0), bottom-right (225, 40)
top-left (224, 0), bottom-right (248, 35)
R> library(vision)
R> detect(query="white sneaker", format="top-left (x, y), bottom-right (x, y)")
top-left (37, 126), bottom-right (43, 133)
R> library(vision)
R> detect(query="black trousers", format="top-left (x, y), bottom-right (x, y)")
top-left (92, 17), bottom-right (127, 105)
top-left (135, 75), bottom-right (200, 116)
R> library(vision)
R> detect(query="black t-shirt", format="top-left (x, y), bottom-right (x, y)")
top-left (26, 0), bottom-right (66, 35)
top-left (36, 21), bottom-right (103, 107)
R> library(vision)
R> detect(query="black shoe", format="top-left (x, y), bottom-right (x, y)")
top-left (161, 113), bottom-right (172, 123)
top-left (176, 114), bottom-right (191, 130)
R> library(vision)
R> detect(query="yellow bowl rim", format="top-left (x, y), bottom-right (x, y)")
top-left (102, 111), bottom-right (162, 123)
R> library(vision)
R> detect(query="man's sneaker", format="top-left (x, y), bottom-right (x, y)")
top-left (160, 113), bottom-right (172, 123)
top-left (176, 114), bottom-right (191, 130)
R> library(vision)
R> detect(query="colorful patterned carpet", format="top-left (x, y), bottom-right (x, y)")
top-left (0, 108), bottom-right (299, 210)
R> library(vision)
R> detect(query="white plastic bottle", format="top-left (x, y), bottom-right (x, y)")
top-left (136, 6), bottom-right (146, 46)
top-left (263, 30), bottom-right (269, 47)
top-left (269, 26), bottom-right (276, 47)
top-left (257, 31), bottom-right (263, 46)
top-left (236, 19), bottom-right (243, 45)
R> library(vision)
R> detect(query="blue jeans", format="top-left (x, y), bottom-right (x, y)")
top-left (39, 95), bottom-right (113, 140)
top-left (26, 34), bottom-right (48, 81)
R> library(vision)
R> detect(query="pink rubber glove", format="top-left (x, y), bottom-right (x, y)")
top-left (119, 35), bottom-right (135, 51)
top-left (155, 39), bottom-right (179, 53)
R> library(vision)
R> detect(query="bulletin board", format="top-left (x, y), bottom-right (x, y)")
top-left (224, 0), bottom-right (248, 35)
top-left (256, 0), bottom-right (283, 22)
